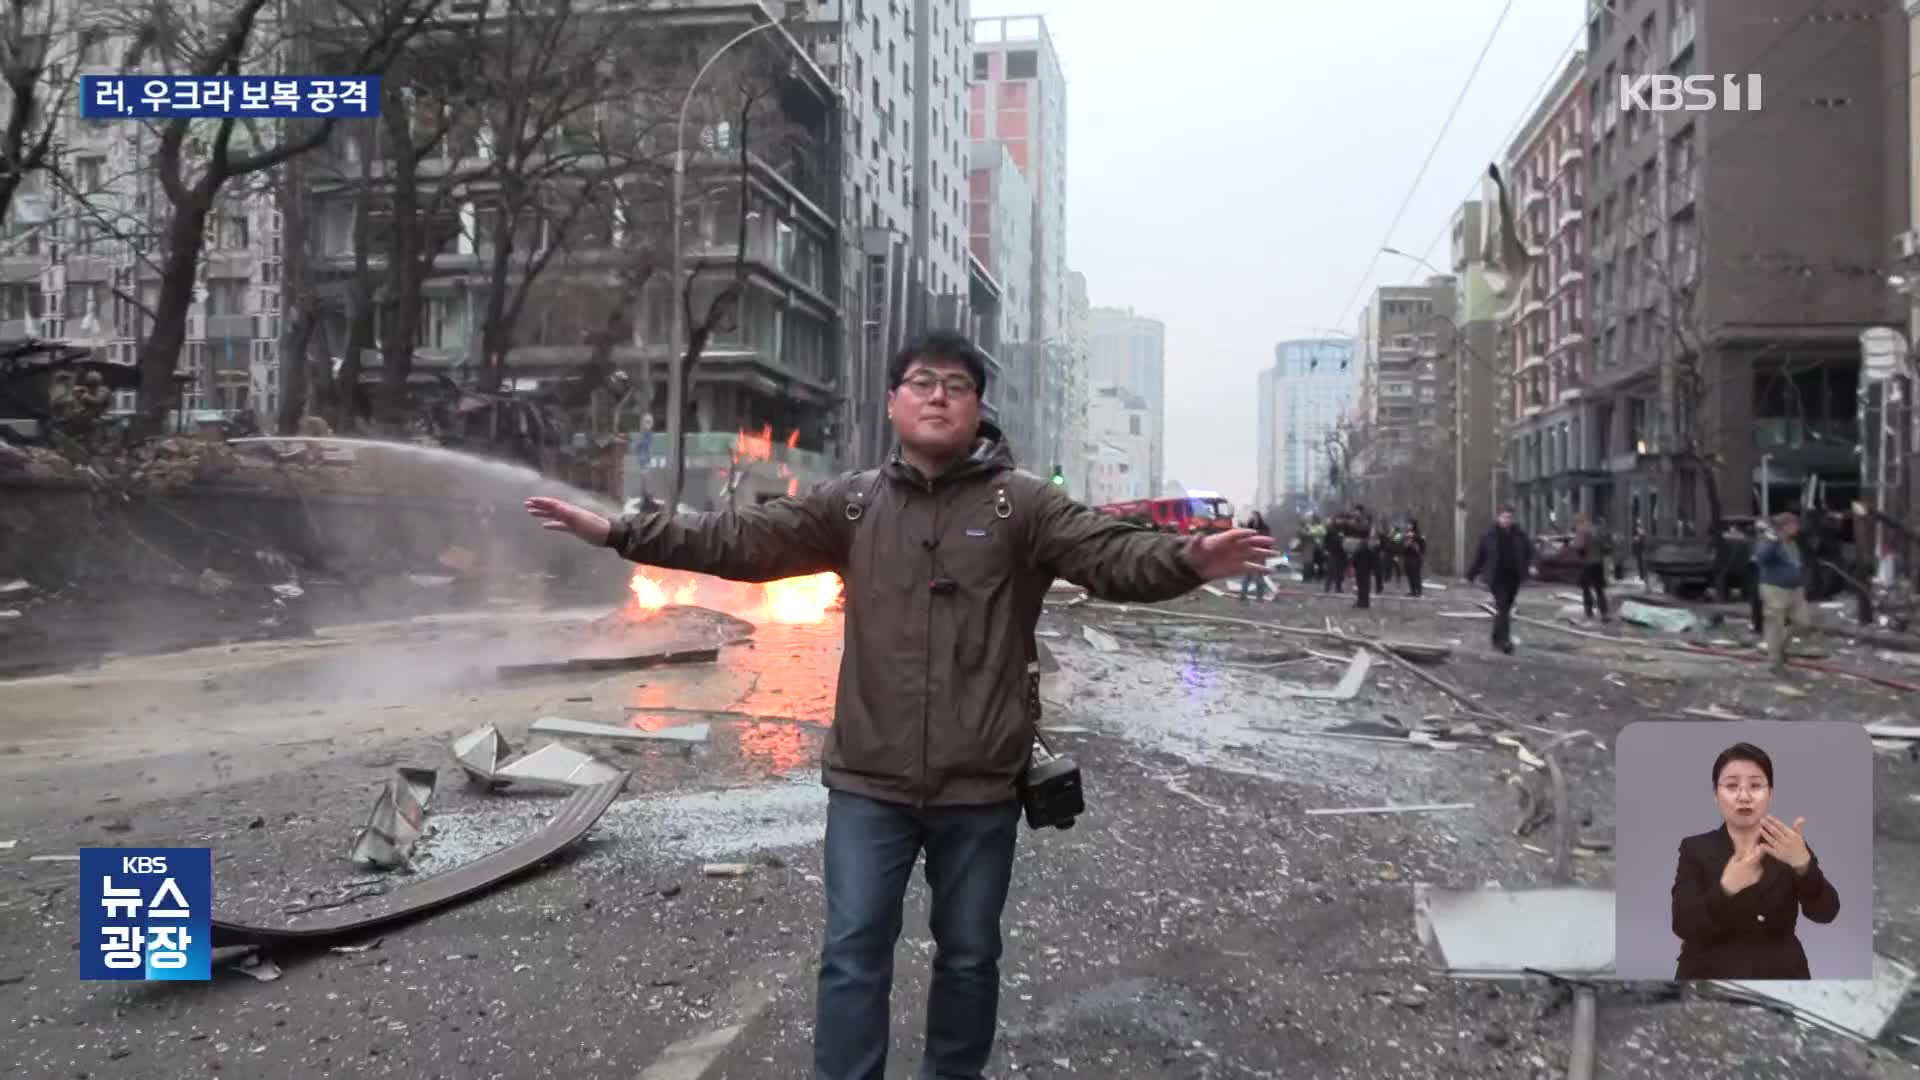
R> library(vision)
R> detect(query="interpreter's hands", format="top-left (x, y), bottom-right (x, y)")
top-left (525, 496), bottom-right (612, 547)
top-left (1720, 845), bottom-right (1766, 896)
top-left (1183, 528), bottom-right (1277, 581)
top-left (1759, 814), bottom-right (1812, 873)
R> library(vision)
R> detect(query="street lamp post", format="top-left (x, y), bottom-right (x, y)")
top-left (666, 16), bottom-right (777, 509)
top-left (1382, 246), bottom-right (1470, 576)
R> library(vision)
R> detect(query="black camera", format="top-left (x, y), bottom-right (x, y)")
top-left (1019, 734), bottom-right (1083, 831)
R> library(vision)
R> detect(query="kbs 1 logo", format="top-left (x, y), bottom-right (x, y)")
top-left (79, 848), bottom-right (213, 981)
top-left (1618, 73), bottom-right (1762, 113)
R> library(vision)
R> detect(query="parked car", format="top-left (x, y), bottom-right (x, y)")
top-left (1644, 517), bottom-right (1758, 601)
top-left (1532, 533), bottom-right (1584, 584)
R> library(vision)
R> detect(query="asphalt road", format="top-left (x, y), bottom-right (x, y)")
top-left (2, 580), bottom-right (1919, 1079)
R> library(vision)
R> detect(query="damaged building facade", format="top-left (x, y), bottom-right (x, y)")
top-left (1575, 1), bottom-right (1907, 530)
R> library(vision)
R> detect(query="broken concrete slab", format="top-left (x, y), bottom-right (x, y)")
top-left (1619, 600), bottom-right (1705, 634)
top-left (1414, 884), bottom-right (1615, 979)
top-left (1305, 802), bottom-right (1473, 817)
top-left (1283, 650), bottom-right (1373, 701)
top-left (453, 724), bottom-right (512, 786)
top-left (348, 767), bottom-right (437, 871)
top-left (1082, 626), bottom-right (1120, 653)
top-left (495, 646), bottom-right (721, 678)
top-left (210, 775), bottom-right (627, 949)
top-left (528, 716), bottom-right (710, 744)
top-left (1714, 953), bottom-right (1918, 1042)
top-left (494, 744), bottom-right (625, 790)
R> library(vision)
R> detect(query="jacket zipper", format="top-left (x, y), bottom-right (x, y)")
top-left (918, 476), bottom-right (939, 809)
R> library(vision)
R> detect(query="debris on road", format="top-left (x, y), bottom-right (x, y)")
top-left (453, 724), bottom-right (513, 786)
top-left (1280, 650), bottom-right (1373, 701)
top-left (495, 646), bottom-right (720, 678)
top-left (1081, 626), bottom-right (1120, 653)
top-left (529, 715), bottom-right (710, 744)
top-left (494, 744), bottom-right (625, 789)
top-left (229, 955), bottom-right (282, 982)
top-left (210, 775), bottom-right (627, 949)
top-left (1413, 884), bottom-right (1614, 979)
top-left (348, 767), bottom-right (437, 871)
top-left (701, 863), bottom-right (752, 878)
top-left (1303, 802), bottom-right (1474, 817)
top-left (1618, 600), bottom-right (1708, 634)
top-left (27, 854), bottom-right (78, 862)
top-left (1712, 954), bottom-right (1918, 1042)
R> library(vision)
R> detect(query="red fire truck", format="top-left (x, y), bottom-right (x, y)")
top-left (1097, 491), bottom-right (1236, 535)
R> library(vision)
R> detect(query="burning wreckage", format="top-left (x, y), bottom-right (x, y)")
top-left (216, 566), bottom-right (838, 963)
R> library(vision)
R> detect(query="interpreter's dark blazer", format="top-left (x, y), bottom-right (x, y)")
top-left (1670, 824), bottom-right (1841, 980)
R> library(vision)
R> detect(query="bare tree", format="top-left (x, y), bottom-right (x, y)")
top-left (462, 0), bottom-right (634, 394)
top-left (120, 0), bottom-right (442, 428)
top-left (0, 0), bottom-right (99, 231)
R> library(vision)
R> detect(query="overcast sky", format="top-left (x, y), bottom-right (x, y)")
top-left (968, 0), bottom-right (1582, 507)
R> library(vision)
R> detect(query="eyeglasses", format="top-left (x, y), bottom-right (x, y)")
top-left (899, 371), bottom-right (977, 398)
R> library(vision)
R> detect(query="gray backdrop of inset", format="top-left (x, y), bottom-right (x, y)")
top-left (1614, 721), bottom-right (1873, 980)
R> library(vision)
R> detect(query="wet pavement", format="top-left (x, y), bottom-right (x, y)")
top-left (2, 577), bottom-right (1919, 1078)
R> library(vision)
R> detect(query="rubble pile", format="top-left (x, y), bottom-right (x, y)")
top-left (0, 433), bottom-right (505, 501)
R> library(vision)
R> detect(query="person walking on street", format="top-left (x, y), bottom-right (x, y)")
top-left (1466, 506), bottom-right (1533, 654)
top-left (1347, 504), bottom-right (1376, 609)
top-left (1401, 518), bottom-right (1427, 597)
top-left (1754, 511), bottom-right (1811, 675)
top-left (525, 331), bottom-right (1273, 1080)
top-left (1631, 524), bottom-right (1648, 584)
top-left (1573, 512), bottom-right (1611, 621)
top-left (1371, 522), bottom-right (1390, 593)
top-left (1324, 510), bottom-right (1349, 593)
top-left (1240, 511), bottom-right (1271, 600)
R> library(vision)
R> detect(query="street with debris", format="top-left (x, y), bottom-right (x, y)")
top-left (3, 571), bottom-right (1919, 1079)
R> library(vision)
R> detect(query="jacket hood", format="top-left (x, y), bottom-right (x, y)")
top-left (885, 418), bottom-right (1015, 487)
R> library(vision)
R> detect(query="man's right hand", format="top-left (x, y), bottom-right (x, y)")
top-left (1720, 846), bottom-right (1765, 896)
top-left (525, 496), bottom-right (613, 547)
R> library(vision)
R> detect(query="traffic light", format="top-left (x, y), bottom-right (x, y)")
top-left (1050, 465), bottom-right (1065, 486)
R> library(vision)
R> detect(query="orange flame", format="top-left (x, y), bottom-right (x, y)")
top-left (785, 429), bottom-right (799, 448)
top-left (734, 424), bottom-right (775, 464)
top-left (625, 566), bottom-right (842, 624)
top-left (629, 568), bottom-right (699, 614)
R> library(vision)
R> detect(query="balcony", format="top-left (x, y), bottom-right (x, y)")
top-left (1669, 10), bottom-right (1696, 56)
top-left (1558, 143), bottom-right (1584, 170)
top-left (1558, 195), bottom-right (1584, 229)
top-left (1668, 174), bottom-right (1695, 212)
top-left (1558, 255), bottom-right (1586, 286)
top-left (1524, 188), bottom-right (1547, 210)
top-left (1523, 298), bottom-right (1546, 318)
top-left (1555, 319), bottom-right (1585, 351)
top-left (1518, 352), bottom-right (1547, 373)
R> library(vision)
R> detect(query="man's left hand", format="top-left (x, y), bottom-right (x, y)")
top-left (1182, 529), bottom-right (1277, 581)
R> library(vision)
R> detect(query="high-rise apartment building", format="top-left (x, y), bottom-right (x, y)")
top-left (970, 14), bottom-right (1068, 459)
top-left (1580, 0), bottom-right (1906, 531)
top-left (1063, 270), bottom-right (1091, 493)
top-left (1355, 279), bottom-right (1450, 454)
top-left (1086, 383), bottom-right (1152, 504)
top-left (1257, 339), bottom-right (1356, 514)
top-left (1500, 51), bottom-right (1590, 531)
top-left (1088, 306), bottom-right (1166, 494)
top-left (810, 0), bottom-right (975, 466)
top-left (967, 138), bottom-right (1035, 454)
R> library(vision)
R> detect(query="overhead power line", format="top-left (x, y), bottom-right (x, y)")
top-left (1403, 23), bottom-right (1585, 277)
top-left (1323, 0), bottom-right (1518, 338)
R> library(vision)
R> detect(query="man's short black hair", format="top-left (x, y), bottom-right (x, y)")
top-left (888, 330), bottom-right (988, 395)
top-left (1713, 742), bottom-right (1774, 788)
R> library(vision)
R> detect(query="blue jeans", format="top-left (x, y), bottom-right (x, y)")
top-left (814, 789), bottom-right (1021, 1080)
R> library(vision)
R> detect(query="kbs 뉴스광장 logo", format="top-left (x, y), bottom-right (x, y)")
top-left (79, 848), bottom-right (212, 981)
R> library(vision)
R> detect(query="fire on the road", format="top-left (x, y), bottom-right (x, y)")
top-left (628, 567), bottom-right (842, 625)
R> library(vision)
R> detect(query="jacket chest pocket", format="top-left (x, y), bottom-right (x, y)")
top-left (937, 486), bottom-right (1024, 590)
